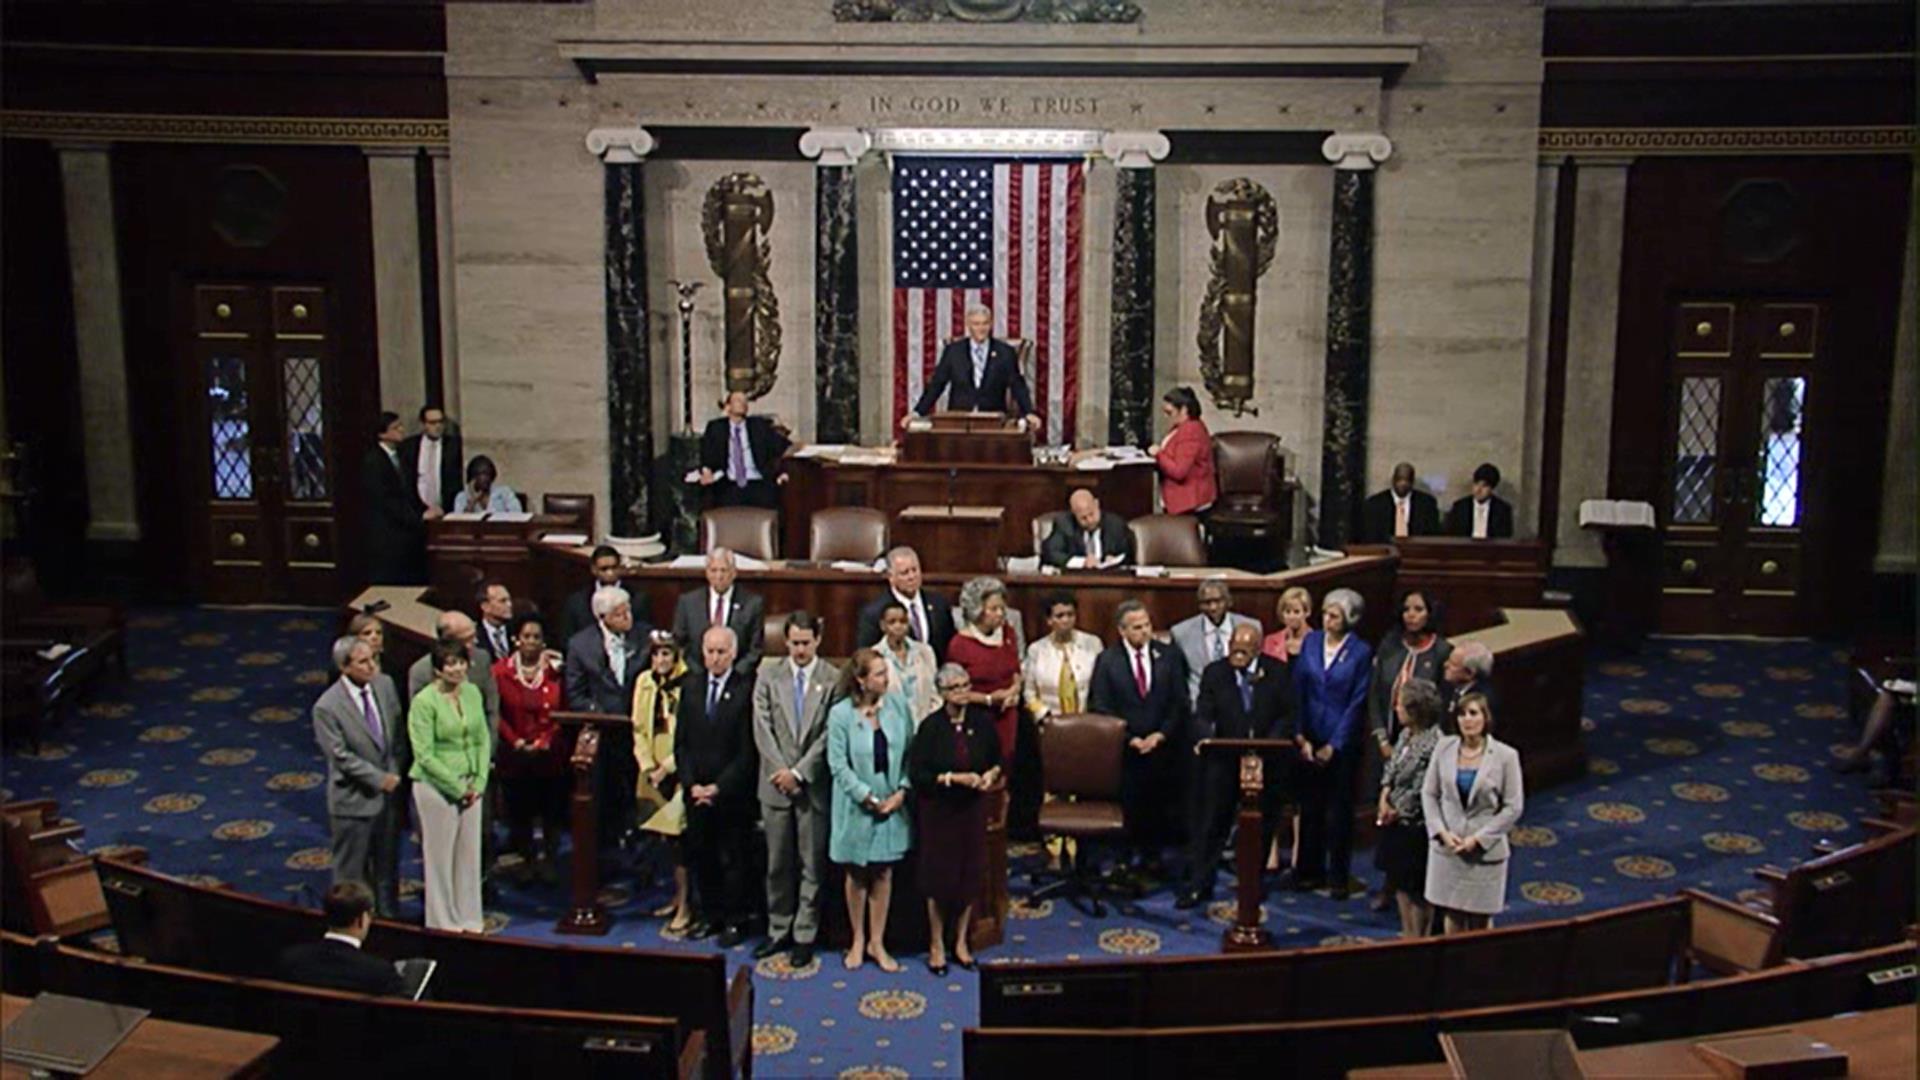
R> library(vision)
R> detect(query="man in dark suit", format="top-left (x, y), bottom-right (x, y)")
top-left (1359, 462), bottom-right (1442, 543)
top-left (1442, 641), bottom-right (1498, 733)
top-left (675, 625), bottom-right (758, 946)
top-left (698, 390), bottom-right (791, 511)
top-left (475, 580), bottom-right (515, 664)
top-left (399, 404), bottom-right (463, 516)
top-left (908, 305), bottom-right (1040, 429)
top-left (1177, 624), bottom-right (1293, 908)
top-left (1039, 488), bottom-right (1134, 570)
top-left (362, 412), bottom-right (426, 584)
top-left (669, 546), bottom-right (766, 678)
top-left (276, 882), bottom-right (405, 997)
top-left (559, 546), bottom-right (645, 648)
top-left (564, 585), bottom-right (651, 857)
top-left (1088, 601), bottom-right (1191, 876)
top-left (313, 634), bottom-right (408, 917)
top-left (1445, 463), bottom-right (1516, 540)
top-left (854, 546), bottom-right (955, 661)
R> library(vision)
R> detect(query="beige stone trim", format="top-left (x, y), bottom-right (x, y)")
top-left (1539, 126), bottom-right (1913, 157)
top-left (2, 109), bottom-right (447, 147)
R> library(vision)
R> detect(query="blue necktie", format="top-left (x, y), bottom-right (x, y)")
top-left (1238, 671), bottom-right (1254, 713)
top-left (708, 676), bottom-right (723, 714)
top-left (791, 668), bottom-right (807, 740)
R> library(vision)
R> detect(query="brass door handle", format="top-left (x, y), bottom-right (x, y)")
top-left (1680, 558), bottom-right (1699, 575)
top-left (1760, 559), bottom-right (1780, 576)
top-left (228, 531), bottom-right (247, 549)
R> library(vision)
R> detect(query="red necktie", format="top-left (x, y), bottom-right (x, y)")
top-left (1132, 649), bottom-right (1149, 698)
top-left (711, 593), bottom-right (724, 628)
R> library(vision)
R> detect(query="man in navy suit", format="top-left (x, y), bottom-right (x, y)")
top-left (275, 882), bottom-right (405, 996)
top-left (1177, 624), bottom-right (1293, 908)
top-left (1088, 601), bottom-right (1190, 877)
top-left (908, 306), bottom-right (1041, 430)
top-left (676, 625), bottom-right (758, 946)
top-left (698, 389), bottom-right (791, 511)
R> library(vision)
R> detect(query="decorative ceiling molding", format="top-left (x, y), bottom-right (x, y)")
top-left (0, 109), bottom-right (447, 148)
top-left (1540, 126), bottom-right (1913, 157)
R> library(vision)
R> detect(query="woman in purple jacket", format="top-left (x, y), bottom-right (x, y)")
top-left (1289, 587), bottom-right (1374, 899)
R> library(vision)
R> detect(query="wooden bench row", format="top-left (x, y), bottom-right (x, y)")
top-left (979, 895), bottom-right (1692, 1029)
top-left (963, 940), bottom-right (1918, 1079)
top-left (95, 858), bottom-right (751, 1079)
top-left (1, 930), bottom-right (706, 1080)
top-left (1686, 823), bottom-right (1916, 974)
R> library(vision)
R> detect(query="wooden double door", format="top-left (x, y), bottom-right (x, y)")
top-left (191, 283), bottom-right (343, 605)
top-left (1659, 298), bottom-right (1820, 635)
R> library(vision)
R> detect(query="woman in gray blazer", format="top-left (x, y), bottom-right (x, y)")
top-left (1420, 692), bottom-right (1524, 932)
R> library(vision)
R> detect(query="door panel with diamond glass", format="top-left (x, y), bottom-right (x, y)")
top-left (1659, 299), bottom-right (1817, 634)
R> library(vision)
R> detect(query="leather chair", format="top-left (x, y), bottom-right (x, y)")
top-left (1209, 432), bottom-right (1288, 570)
top-left (809, 507), bottom-right (889, 564)
top-left (541, 493), bottom-right (596, 528)
top-left (1027, 713), bottom-right (1132, 917)
top-left (700, 507), bottom-right (779, 561)
top-left (1031, 511), bottom-right (1059, 556)
top-left (1128, 514), bottom-right (1209, 567)
top-left (760, 613), bottom-right (827, 662)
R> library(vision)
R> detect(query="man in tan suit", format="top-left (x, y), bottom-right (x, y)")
top-left (750, 611), bottom-right (841, 967)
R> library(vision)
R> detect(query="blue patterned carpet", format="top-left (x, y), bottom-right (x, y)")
top-left (1, 608), bottom-right (1883, 1079)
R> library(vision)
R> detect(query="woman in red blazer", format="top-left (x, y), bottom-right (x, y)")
top-left (1151, 386), bottom-right (1217, 517)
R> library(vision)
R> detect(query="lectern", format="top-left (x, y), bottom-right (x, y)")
top-left (901, 411), bottom-right (1033, 466)
top-left (1195, 736), bottom-right (1297, 951)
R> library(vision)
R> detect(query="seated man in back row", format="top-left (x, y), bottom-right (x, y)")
top-left (907, 305), bottom-right (1042, 432)
top-left (699, 389), bottom-right (790, 511)
top-left (1040, 488), bottom-right (1133, 570)
top-left (276, 881), bottom-right (405, 997)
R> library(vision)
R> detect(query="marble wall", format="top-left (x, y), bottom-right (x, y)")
top-left (1877, 168), bottom-right (1918, 574)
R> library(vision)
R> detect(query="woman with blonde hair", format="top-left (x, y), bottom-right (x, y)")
top-left (1422, 692), bottom-right (1524, 933)
top-left (632, 629), bottom-right (692, 933)
top-left (827, 648), bottom-right (915, 971)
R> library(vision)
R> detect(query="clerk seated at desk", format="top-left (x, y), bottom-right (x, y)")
top-left (699, 390), bottom-right (790, 511)
top-left (1445, 463), bottom-right (1515, 540)
top-left (1041, 489), bottom-right (1134, 570)
top-left (1359, 462), bottom-right (1442, 543)
top-left (906, 305), bottom-right (1042, 432)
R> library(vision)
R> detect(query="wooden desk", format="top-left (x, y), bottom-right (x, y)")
top-left (1380, 538), bottom-right (1549, 635)
top-left (1350, 1003), bottom-right (1915, 1079)
top-left (425, 513), bottom-right (582, 609)
top-left (784, 454), bottom-right (1154, 560)
top-left (901, 413), bottom-right (1033, 465)
top-left (894, 505), bottom-right (1005, 575)
top-left (2, 993), bottom-right (277, 1079)
top-left (1455, 608), bottom-right (1588, 788)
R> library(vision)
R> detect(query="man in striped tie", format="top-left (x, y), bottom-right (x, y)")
top-left (698, 389), bottom-right (790, 511)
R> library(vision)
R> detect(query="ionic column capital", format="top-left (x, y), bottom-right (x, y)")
top-left (1321, 133), bottom-right (1393, 171)
top-left (586, 126), bottom-right (656, 165)
top-left (799, 127), bottom-right (872, 167)
top-left (1100, 130), bottom-right (1171, 169)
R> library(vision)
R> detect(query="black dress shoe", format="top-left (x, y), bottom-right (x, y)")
top-left (686, 920), bottom-right (715, 940)
top-left (1173, 890), bottom-right (1206, 911)
top-left (717, 925), bottom-right (745, 948)
top-left (1327, 881), bottom-right (1353, 901)
top-left (752, 936), bottom-right (791, 960)
top-left (790, 943), bottom-right (815, 968)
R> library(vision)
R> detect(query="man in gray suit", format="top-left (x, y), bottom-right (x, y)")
top-left (670, 547), bottom-right (766, 678)
top-left (313, 635), bottom-right (407, 917)
top-left (1170, 577), bottom-right (1263, 707)
top-left (750, 611), bottom-right (839, 967)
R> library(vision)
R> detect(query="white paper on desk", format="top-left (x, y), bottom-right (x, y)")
top-left (1103, 445), bottom-right (1153, 463)
top-left (442, 511), bottom-right (486, 522)
top-left (541, 533), bottom-right (590, 546)
top-left (1007, 556), bottom-right (1042, 575)
top-left (667, 554), bottom-right (708, 569)
top-left (1306, 545), bottom-right (1347, 566)
top-left (36, 643), bottom-right (73, 661)
top-left (1133, 565), bottom-right (1169, 578)
top-left (733, 554), bottom-right (770, 571)
top-left (829, 559), bottom-right (885, 573)
top-left (1072, 456), bottom-right (1115, 471)
top-left (792, 444), bottom-right (851, 459)
top-left (684, 469), bottom-right (703, 483)
top-left (488, 510), bottom-right (533, 523)
top-left (1578, 500), bottom-right (1656, 529)
top-left (839, 452), bottom-right (896, 466)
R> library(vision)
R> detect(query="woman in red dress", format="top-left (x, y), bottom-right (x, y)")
top-left (945, 576), bottom-right (1023, 761)
top-left (1151, 386), bottom-right (1216, 517)
top-left (492, 612), bottom-right (570, 885)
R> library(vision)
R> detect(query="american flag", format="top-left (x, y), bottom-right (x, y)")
top-left (891, 157), bottom-right (1085, 443)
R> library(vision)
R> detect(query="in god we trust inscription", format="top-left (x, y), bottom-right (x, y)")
top-left (866, 94), bottom-right (1102, 118)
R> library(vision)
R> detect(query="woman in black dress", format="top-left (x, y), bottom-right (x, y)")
top-left (907, 663), bottom-right (1002, 976)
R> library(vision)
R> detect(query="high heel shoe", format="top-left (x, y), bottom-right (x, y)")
top-left (926, 957), bottom-right (949, 977)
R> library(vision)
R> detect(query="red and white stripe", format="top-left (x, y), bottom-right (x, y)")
top-left (892, 160), bottom-right (1084, 444)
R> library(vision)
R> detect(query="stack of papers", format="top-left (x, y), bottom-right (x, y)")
top-left (1578, 500), bottom-right (1656, 529)
top-left (541, 533), bottom-right (590, 547)
top-left (829, 560), bottom-right (885, 574)
top-left (1133, 565), bottom-right (1170, 578)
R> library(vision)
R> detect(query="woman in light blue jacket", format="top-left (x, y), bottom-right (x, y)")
top-left (827, 648), bottom-right (914, 972)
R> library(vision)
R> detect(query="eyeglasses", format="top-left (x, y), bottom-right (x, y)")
top-left (938, 683), bottom-right (970, 693)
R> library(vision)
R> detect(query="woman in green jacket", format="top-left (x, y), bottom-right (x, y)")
top-left (827, 648), bottom-right (914, 972)
top-left (410, 641), bottom-right (492, 932)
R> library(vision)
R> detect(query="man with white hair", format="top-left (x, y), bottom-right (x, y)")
top-left (406, 609), bottom-right (500, 726)
top-left (675, 625), bottom-right (757, 945)
top-left (1442, 640), bottom-right (1497, 729)
top-left (670, 546), bottom-right (766, 677)
top-left (856, 546), bottom-right (957, 662)
top-left (909, 305), bottom-right (1041, 430)
top-left (312, 635), bottom-right (406, 916)
top-left (564, 584), bottom-right (652, 857)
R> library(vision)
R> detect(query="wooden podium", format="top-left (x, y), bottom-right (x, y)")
top-left (895, 505), bottom-right (1005, 575)
top-left (901, 412), bottom-right (1033, 466)
top-left (1195, 736), bottom-right (1298, 952)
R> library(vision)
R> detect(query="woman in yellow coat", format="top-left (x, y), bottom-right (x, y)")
top-left (632, 630), bottom-right (691, 933)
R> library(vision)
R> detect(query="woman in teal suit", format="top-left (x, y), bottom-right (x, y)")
top-left (409, 641), bottom-right (492, 933)
top-left (827, 647), bottom-right (914, 972)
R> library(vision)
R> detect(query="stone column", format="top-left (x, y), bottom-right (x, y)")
top-left (1316, 133), bottom-right (1392, 549)
top-left (1101, 131), bottom-right (1170, 448)
top-left (587, 126), bottom-right (657, 538)
top-left (429, 148), bottom-right (462, 418)
top-left (1556, 156), bottom-right (1632, 568)
top-left (55, 142), bottom-right (140, 542)
top-left (801, 128), bottom-right (871, 445)
top-left (364, 147), bottom-right (429, 416)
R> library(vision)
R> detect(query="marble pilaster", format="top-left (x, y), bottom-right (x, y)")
top-left (55, 142), bottom-right (140, 542)
top-left (1557, 157), bottom-right (1631, 569)
top-left (364, 147), bottom-right (428, 416)
top-left (802, 128), bottom-right (870, 445)
top-left (590, 126), bottom-right (657, 538)
top-left (429, 149), bottom-right (462, 418)
top-left (1317, 133), bottom-right (1391, 549)
top-left (1102, 132), bottom-right (1169, 448)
